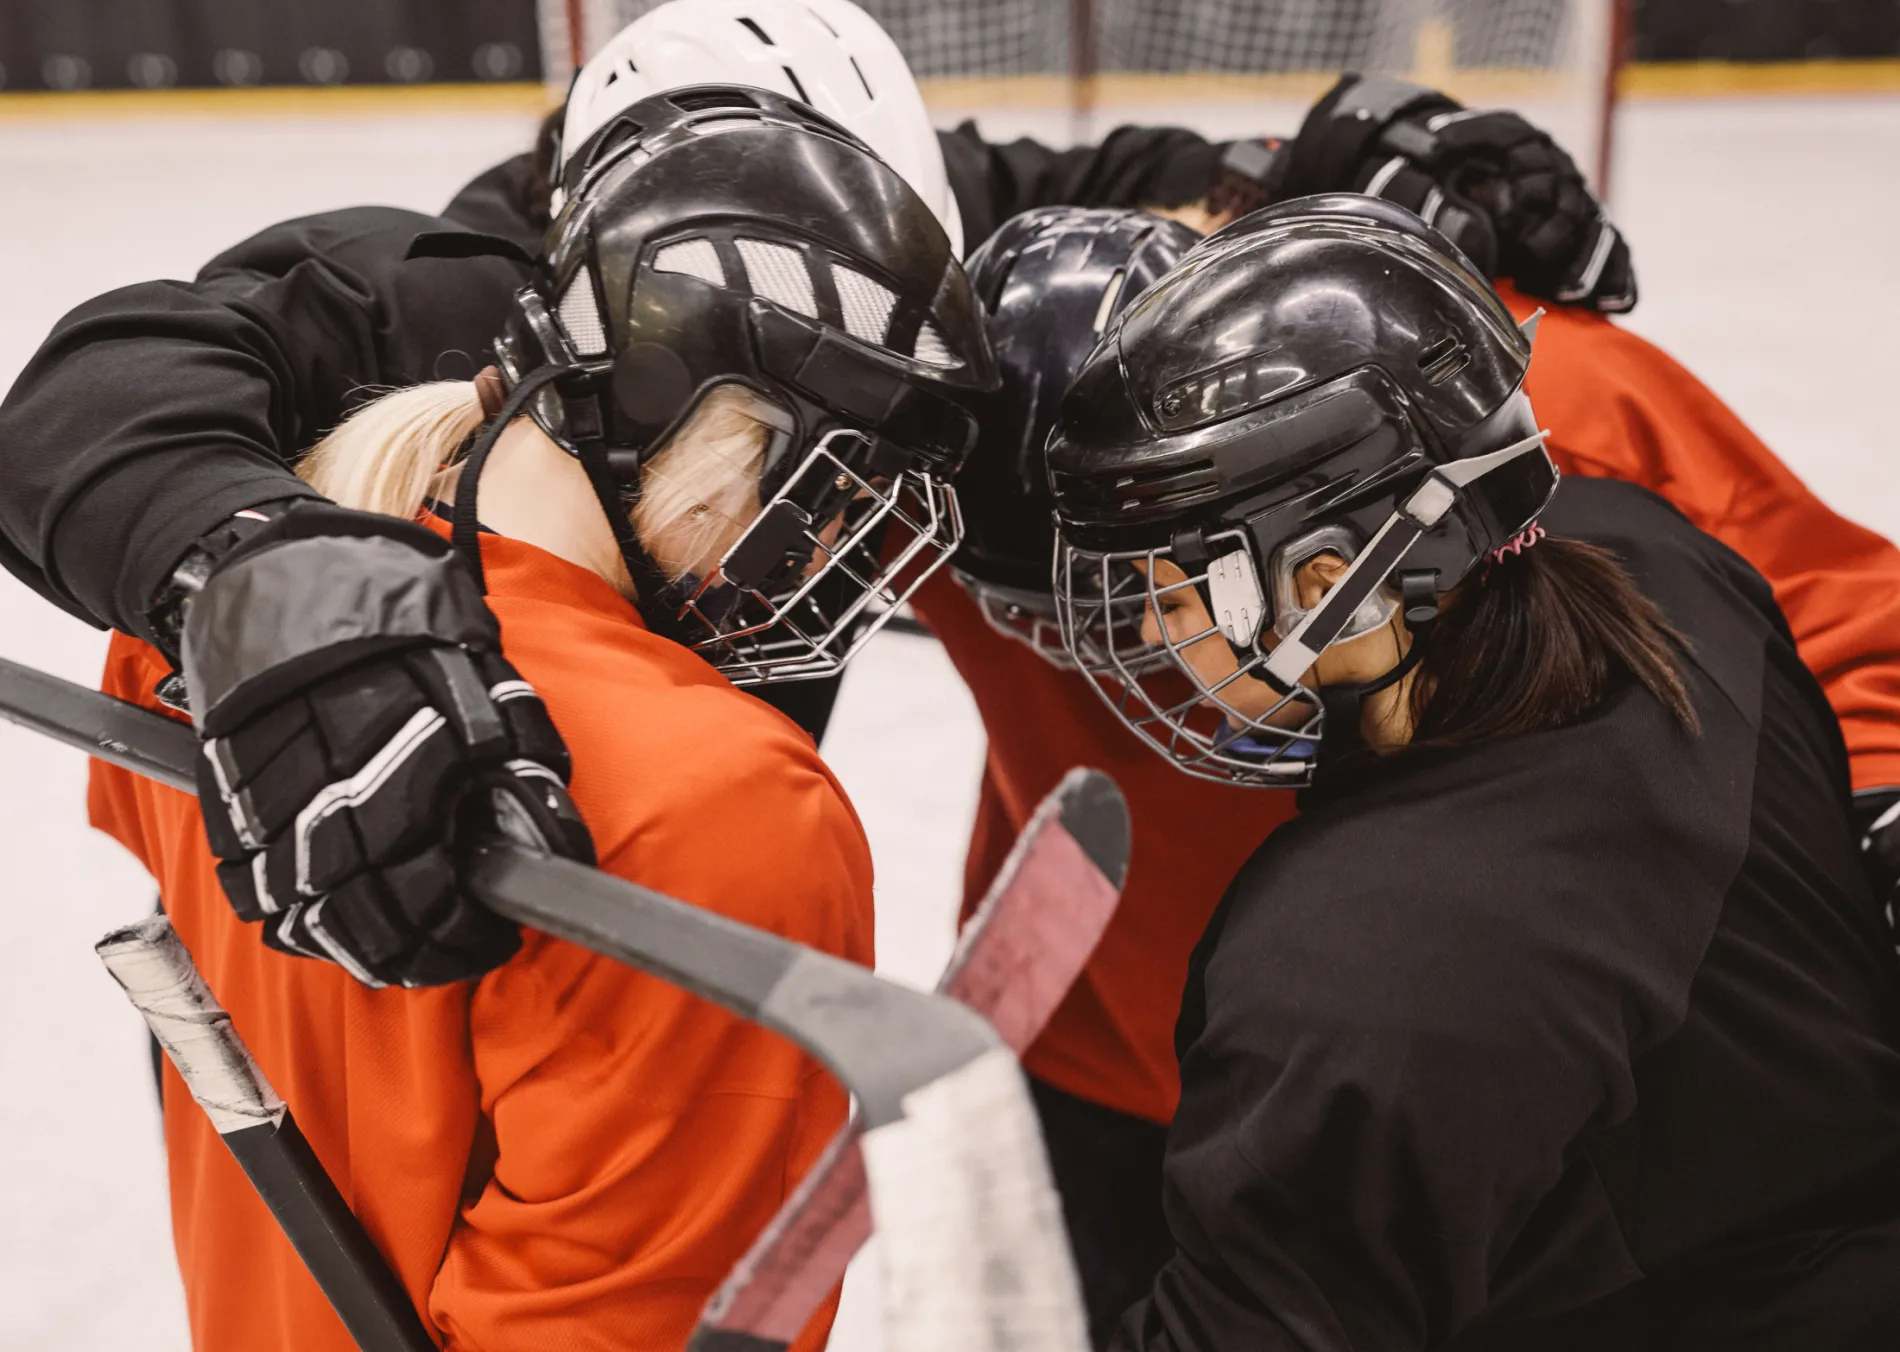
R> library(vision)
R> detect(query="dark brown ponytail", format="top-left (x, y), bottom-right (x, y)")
top-left (1409, 534), bottom-right (1697, 746)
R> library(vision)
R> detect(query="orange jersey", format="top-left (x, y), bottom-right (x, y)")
top-left (89, 524), bottom-right (875, 1351)
top-left (920, 282), bottom-right (1900, 1126)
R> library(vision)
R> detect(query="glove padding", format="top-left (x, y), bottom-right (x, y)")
top-left (182, 503), bottom-right (593, 988)
top-left (1283, 73), bottom-right (1637, 313)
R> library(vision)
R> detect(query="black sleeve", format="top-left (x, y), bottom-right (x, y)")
top-left (0, 202), bottom-right (527, 641)
top-left (938, 122), bottom-right (1224, 250)
top-left (439, 151), bottom-right (547, 251)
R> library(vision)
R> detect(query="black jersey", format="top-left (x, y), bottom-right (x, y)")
top-left (1116, 478), bottom-right (1900, 1351)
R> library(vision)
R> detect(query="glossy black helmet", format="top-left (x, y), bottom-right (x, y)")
top-left (490, 85), bottom-right (998, 684)
top-left (954, 207), bottom-right (1200, 666)
top-left (1048, 193), bottom-right (1558, 785)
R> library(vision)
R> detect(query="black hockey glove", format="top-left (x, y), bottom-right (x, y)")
top-left (179, 502), bottom-right (594, 988)
top-left (1282, 73), bottom-right (1637, 313)
top-left (1856, 788), bottom-right (1900, 944)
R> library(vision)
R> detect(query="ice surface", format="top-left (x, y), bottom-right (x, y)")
top-left (0, 95), bottom-right (1893, 1349)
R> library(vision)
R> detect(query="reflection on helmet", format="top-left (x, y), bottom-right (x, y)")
top-left (1048, 195), bottom-right (1559, 786)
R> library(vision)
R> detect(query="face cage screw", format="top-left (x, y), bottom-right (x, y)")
top-left (833, 472), bottom-right (854, 491)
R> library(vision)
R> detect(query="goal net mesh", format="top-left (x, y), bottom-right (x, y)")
top-left (554, 1), bottom-right (1612, 182)
top-left (579, 0), bottom-right (1583, 78)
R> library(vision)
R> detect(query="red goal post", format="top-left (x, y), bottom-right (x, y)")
top-left (542, 0), bottom-right (1628, 196)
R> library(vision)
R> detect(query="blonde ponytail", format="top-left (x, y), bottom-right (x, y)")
top-left (298, 380), bottom-right (485, 519)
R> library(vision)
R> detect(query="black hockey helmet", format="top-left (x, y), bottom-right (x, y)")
top-left (953, 207), bottom-right (1200, 666)
top-left (1048, 193), bottom-right (1557, 785)
top-left (487, 85), bottom-right (998, 683)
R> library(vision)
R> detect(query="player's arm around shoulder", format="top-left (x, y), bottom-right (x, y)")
top-left (1498, 281), bottom-right (1900, 796)
top-left (431, 675), bottom-right (873, 1349)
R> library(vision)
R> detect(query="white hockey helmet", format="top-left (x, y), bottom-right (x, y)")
top-left (558, 0), bottom-right (963, 256)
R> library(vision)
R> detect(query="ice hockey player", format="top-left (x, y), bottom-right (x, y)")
top-left (86, 90), bottom-right (993, 1350)
top-left (1046, 195), bottom-right (1900, 1349)
top-left (927, 192), bottom-right (1900, 1340)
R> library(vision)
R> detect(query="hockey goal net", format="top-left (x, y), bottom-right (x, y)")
top-left (542, 0), bottom-right (1621, 188)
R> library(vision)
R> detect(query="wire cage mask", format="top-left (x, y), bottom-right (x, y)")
top-left (681, 427), bottom-right (963, 685)
top-left (1055, 530), bottom-right (1329, 787)
top-left (954, 557), bottom-right (1167, 674)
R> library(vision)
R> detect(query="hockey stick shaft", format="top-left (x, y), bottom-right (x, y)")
top-left (0, 654), bottom-right (994, 1125)
top-left (96, 917), bottom-right (435, 1352)
top-left (692, 769), bottom-right (1130, 1349)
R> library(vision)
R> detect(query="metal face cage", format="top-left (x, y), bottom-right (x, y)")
top-left (955, 562), bottom-right (1164, 674)
top-left (682, 428), bottom-right (964, 685)
top-left (1055, 533), bottom-right (1326, 787)
top-left (956, 573), bottom-right (1076, 669)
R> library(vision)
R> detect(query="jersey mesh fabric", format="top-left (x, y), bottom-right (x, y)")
top-left (88, 521), bottom-right (874, 1352)
top-left (923, 280), bottom-right (1900, 1127)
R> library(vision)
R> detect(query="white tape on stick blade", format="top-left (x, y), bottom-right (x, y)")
top-left (862, 1048), bottom-right (1089, 1352)
top-left (96, 915), bottom-right (286, 1135)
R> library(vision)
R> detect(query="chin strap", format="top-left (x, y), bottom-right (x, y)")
top-left (451, 364), bottom-right (573, 592)
top-left (456, 362), bottom-right (691, 638)
top-left (545, 368), bottom-right (699, 642)
top-left (1312, 569), bottom-right (1439, 769)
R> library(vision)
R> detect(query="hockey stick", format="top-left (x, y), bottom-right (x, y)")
top-left (0, 655), bottom-right (1089, 1351)
top-left (691, 767), bottom-right (1129, 1351)
top-left (96, 916), bottom-right (436, 1352)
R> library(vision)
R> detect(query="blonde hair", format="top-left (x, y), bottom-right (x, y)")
top-left (298, 380), bottom-right (771, 584)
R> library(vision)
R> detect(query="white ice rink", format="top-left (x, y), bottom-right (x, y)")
top-left (0, 92), bottom-right (1896, 1349)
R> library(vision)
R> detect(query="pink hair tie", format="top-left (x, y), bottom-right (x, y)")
top-left (1488, 522), bottom-right (1546, 565)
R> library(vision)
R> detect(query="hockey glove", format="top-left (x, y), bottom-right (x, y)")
top-left (1282, 73), bottom-right (1637, 313)
top-left (180, 502), bottom-right (593, 988)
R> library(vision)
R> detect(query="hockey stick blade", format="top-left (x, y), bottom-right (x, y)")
top-left (0, 654), bottom-right (1090, 1351)
top-left (691, 767), bottom-right (1129, 1350)
top-left (96, 916), bottom-right (436, 1352)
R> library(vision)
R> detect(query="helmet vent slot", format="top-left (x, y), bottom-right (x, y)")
top-left (1418, 333), bottom-right (1470, 384)
top-left (671, 89), bottom-right (761, 112)
top-left (584, 119), bottom-right (640, 171)
top-left (556, 274), bottom-right (609, 357)
top-left (738, 17), bottom-right (774, 45)
top-left (736, 239), bottom-right (818, 319)
top-left (849, 56), bottom-right (873, 99)
top-left (833, 266), bottom-right (897, 344)
top-left (654, 238), bottom-right (726, 288)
